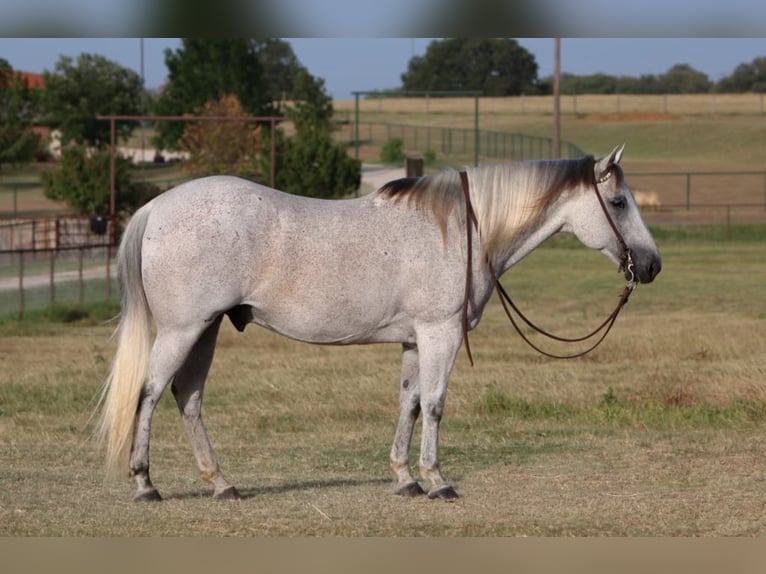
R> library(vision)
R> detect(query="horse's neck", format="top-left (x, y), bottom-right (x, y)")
top-left (487, 207), bottom-right (563, 276)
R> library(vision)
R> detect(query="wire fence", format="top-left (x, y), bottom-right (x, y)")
top-left (340, 121), bottom-right (586, 164)
top-left (0, 246), bottom-right (117, 319)
top-left (0, 215), bottom-right (117, 319)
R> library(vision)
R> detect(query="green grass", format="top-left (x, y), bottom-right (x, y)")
top-left (475, 384), bottom-right (766, 429)
top-left (0, 278), bottom-right (119, 319)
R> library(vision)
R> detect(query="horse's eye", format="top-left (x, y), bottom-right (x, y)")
top-left (611, 196), bottom-right (627, 210)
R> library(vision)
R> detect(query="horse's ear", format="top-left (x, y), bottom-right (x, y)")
top-left (594, 145), bottom-right (625, 180)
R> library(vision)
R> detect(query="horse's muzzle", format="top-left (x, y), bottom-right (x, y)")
top-left (629, 251), bottom-right (662, 284)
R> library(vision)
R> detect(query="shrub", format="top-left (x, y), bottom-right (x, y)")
top-left (41, 145), bottom-right (160, 216)
top-left (380, 138), bottom-right (405, 164)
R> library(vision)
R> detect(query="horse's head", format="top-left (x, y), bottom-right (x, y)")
top-left (563, 145), bottom-right (662, 284)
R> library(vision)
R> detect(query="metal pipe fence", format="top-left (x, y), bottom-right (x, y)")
top-left (0, 245), bottom-right (117, 320)
top-left (343, 121), bottom-right (587, 163)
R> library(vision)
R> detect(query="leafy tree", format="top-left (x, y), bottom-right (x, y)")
top-left (153, 38), bottom-right (272, 149)
top-left (559, 73), bottom-right (617, 94)
top-left (265, 77), bottom-right (360, 197)
top-left (401, 38), bottom-right (539, 96)
top-left (556, 67), bottom-right (710, 95)
top-left (271, 131), bottom-right (361, 198)
top-left (716, 57), bottom-right (766, 92)
top-left (615, 74), bottom-right (661, 94)
top-left (380, 138), bottom-right (404, 164)
top-left (658, 64), bottom-right (711, 94)
top-left (250, 38), bottom-right (312, 102)
top-left (154, 38), bottom-right (358, 197)
top-left (40, 53), bottom-right (143, 149)
top-left (0, 60), bottom-right (42, 171)
top-left (41, 145), bottom-right (159, 216)
top-left (179, 94), bottom-right (264, 178)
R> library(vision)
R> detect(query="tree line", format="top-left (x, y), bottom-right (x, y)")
top-left (2, 38), bottom-right (766, 214)
top-left (400, 39), bottom-right (766, 96)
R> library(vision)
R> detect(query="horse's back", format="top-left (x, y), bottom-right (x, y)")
top-left (135, 176), bottom-right (462, 342)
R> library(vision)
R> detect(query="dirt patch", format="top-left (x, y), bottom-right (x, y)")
top-left (580, 112), bottom-right (682, 122)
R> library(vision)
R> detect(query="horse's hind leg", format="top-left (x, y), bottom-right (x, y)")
top-left (130, 325), bottom-right (208, 501)
top-left (170, 315), bottom-right (241, 500)
top-left (390, 343), bottom-right (425, 497)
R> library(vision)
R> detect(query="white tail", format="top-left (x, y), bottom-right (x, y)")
top-left (95, 204), bottom-right (154, 478)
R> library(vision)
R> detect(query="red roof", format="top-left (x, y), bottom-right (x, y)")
top-left (16, 71), bottom-right (44, 89)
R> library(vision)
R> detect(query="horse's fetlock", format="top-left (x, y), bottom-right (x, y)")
top-left (129, 462), bottom-right (149, 478)
top-left (200, 469), bottom-right (220, 483)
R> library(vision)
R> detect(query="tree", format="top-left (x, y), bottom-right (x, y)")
top-left (0, 60), bottom-right (41, 171)
top-left (270, 131), bottom-right (361, 198)
top-left (179, 95), bottom-right (264, 179)
top-left (250, 38), bottom-right (309, 102)
top-left (716, 57), bottom-right (766, 92)
top-left (40, 53), bottom-right (143, 149)
top-left (153, 38), bottom-right (272, 149)
top-left (266, 74), bottom-right (360, 198)
top-left (401, 38), bottom-right (539, 95)
top-left (41, 145), bottom-right (159, 216)
top-left (658, 64), bottom-right (711, 94)
top-left (559, 73), bottom-right (617, 94)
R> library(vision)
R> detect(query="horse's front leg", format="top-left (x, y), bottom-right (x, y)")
top-left (416, 321), bottom-right (463, 500)
top-left (390, 343), bottom-right (426, 497)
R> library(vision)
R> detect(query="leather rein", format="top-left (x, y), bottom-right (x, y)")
top-left (458, 167), bottom-right (636, 365)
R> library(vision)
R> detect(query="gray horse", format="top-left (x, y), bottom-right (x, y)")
top-left (97, 145), bottom-right (661, 501)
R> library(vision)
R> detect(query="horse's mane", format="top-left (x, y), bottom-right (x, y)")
top-left (376, 156), bottom-right (596, 258)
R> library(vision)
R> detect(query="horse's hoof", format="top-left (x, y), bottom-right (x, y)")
top-left (395, 482), bottom-right (426, 497)
top-left (213, 486), bottom-right (242, 500)
top-left (133, 488), bottom-right (163, 502)
top-left (427, 486), bottom-right (459, 501)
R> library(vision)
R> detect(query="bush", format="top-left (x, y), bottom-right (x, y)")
top-left (380, 138), bottom-right (405, 164)
top-left (272, 129), bottom-right (361, 198)
top-left (41, 145), bottom-right (160, 216)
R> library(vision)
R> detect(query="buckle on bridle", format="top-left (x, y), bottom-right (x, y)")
top-left (623, 249), bottom-right (637, 291)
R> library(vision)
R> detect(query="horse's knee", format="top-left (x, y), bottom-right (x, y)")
top-left (422, 399), bottom-right (444, 423)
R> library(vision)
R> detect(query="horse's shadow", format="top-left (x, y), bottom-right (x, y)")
top-left (166, 477), bottom-right (391, 501)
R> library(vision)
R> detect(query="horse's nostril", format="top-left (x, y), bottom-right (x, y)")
top-left (648, 259), bottom-right (661, 282)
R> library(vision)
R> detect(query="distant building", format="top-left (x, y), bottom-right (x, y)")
top-left (16, 70), bottom-right (44, 90)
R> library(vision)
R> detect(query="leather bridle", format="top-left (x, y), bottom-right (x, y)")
top-left (458, 164), bottom-right (636, 365)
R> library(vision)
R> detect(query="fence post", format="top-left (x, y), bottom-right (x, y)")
top-left (49, 250), bottom-right (55, 307)
top-left (18, 251), bottom-right (24, 321)
top-left (78, 248), bottom-right (84, 305)
top-left (405, 156), bottom-right (424, 178)
top-left (105, 246), bottom-right (112, 302)
top-left (686, 173), bottom-right (691, 210)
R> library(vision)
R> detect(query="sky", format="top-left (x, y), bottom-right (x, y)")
top-left (1, 38), bottom-right (765, 100)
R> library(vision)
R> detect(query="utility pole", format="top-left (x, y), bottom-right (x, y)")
top-left (553, 38), bottom-right (561, 158)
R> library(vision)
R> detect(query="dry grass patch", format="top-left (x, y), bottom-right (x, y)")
top-left (1, 236), bottom-right (765, 535)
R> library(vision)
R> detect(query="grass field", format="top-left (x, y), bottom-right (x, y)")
top-left (335, 94), bottom-right (766, 169)
top-left (1, 227), bottom-right (764, 536)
